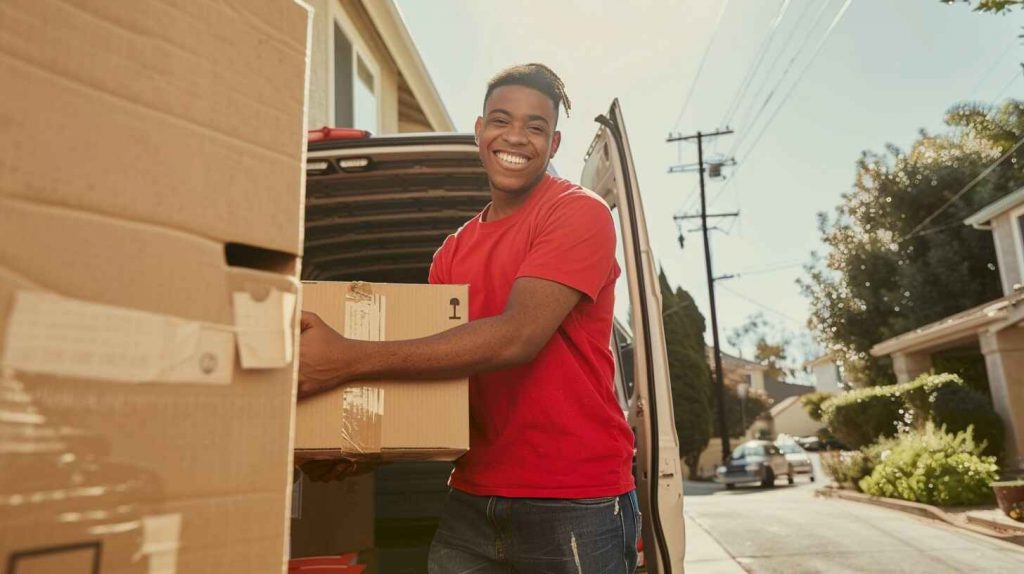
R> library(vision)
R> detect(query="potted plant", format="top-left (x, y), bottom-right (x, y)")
top-left (991, 480), bottom-right (1024, 521)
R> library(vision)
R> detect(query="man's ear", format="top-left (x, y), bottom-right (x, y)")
top-left (474, 117), bottom-right (483, 146)
top-left (549, 130), bottom-right (562, 158)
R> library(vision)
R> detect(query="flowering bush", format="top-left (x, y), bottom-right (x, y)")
top-left (858, 424), bottom-right (998, 506)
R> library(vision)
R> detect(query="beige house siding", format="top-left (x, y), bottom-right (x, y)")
top-left (992, 212), bottom-right (1023, 295)
top-left (305, 0), bottom-right (450, 134)
top-left (772, 397), bottom-right (822, 439)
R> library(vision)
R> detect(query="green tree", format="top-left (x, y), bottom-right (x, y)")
top-left (801, 100), bottom-right (1024, 385)
top-left (714, 384), bottom-right (771, 438)
top-left (660, 271), bottom-right (714, 478)
top-left (801, 391), bottom-right (833, 422)
top-left (727, 312), bottom-right (794, 380)
top-left (942, 0), bottom-right (1023, 14)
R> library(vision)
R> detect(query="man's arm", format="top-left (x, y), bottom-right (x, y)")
top-left (297, 277), bottom-right (581, 398)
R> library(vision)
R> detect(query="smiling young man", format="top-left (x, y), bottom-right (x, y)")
top-left (298, 64), bottom-right (639, 573)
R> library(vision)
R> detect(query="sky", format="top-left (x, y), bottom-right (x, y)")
top-left (395, 0), bottom-right (1023, 363)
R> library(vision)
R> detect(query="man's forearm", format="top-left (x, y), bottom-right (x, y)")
top-left (332, 315), bottom-right (530, 386)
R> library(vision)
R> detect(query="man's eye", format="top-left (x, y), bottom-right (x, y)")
top-left (491, 118), bottom-right (509, 126)
top-left (529, 126), bottom-right (545, 134)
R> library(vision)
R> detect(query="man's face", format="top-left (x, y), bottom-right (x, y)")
top-left (475, 85), bottom-right (561, 196)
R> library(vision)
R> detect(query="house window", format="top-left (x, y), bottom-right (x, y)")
top-left (353, 56), bottom-right (378, 132)
top-left (332, 22), bottom-right (378, 132)
top-left (1017, 213), bottom-right (1024, 259)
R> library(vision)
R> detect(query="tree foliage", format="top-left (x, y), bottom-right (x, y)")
top-left (715, 384), bottom-right (772, 439)
top-left (801, 100), bottom-right (1024, 384)
top-left (801, 391), bottom-right (833, 422)
top-left (942, 0), bottom-right (1024, 14)
top-left (727, 312), bottom-right (793, 380)
top-left (660, 271), bottom-right (714, 478)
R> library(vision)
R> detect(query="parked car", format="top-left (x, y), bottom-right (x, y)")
top-left (776, 440), bottom-right (814, 481)
top-left (715, 440), bottom-right (793, 489)
top-left (795, 435), bottom-right (822, 451)
top-left (301, 100), bottom-right (685, 572)
top-left (796, 434), bottom-right (847, 452)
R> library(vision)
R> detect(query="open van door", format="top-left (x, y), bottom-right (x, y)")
top-left (581, 100), bottom-right (685, 573)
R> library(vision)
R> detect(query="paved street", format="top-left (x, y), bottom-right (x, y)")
top-left (683, 458), bottom-right (1024, 573)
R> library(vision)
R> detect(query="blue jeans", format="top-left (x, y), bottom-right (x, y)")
top-left (428, 488), bottom-right (640, 574)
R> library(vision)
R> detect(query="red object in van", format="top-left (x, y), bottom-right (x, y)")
top-left (288, 553), bottom-right (362, 572)
top-left (307, 127), bottom-right (372, 142)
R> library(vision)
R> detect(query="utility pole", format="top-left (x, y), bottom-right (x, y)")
top-left (668, 128), bottom-right (737, 464)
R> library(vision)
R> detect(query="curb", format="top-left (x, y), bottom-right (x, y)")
top-left (815, 487), bottom-right (1024, 546)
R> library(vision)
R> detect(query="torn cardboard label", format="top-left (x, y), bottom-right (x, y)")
top-left (232, 289), bottom-right (297, 369)
top-left (1, 291), bottom-right (233, 384)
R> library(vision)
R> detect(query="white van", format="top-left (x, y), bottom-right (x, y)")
top-left (301, 100), bottom-right (685, 573)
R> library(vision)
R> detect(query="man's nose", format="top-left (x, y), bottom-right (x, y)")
top-left (502, 124), bottom-right (528, 145)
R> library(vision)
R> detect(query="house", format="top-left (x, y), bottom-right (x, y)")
top-left (305, 0), bottom-right (454, 133)
top-left (767, 396), bottom-right (822, 440)
top-left (708, 347), bottom-right (767, 394)
top-left (871, 187), bottom-right (1024, 469)
top-left (805, 355), bottom-right (844, 393)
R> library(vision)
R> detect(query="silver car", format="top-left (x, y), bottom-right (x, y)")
top-left (714, 440), bottom-right (793, 489)
top-left (777, 440), bottom-right (815, 482)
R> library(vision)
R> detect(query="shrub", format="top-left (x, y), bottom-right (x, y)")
top-left (821, 373), bottom-right (966, 449)
top-left (821, 388), bottom-right (904, 449)
top-left (801, 391), bottom-right (833, 422)
top-left (821, 450), bottom-right (872, 488)
top-left (858, 424), bottom-right (999, 506)
top-left (931, 384), bottom-right (1005, 459)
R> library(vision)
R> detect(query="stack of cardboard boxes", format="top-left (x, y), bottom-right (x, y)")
top-left (1, 1), bottom-right (470, 571)
top-left (0, 0), bottom-right (311, 571)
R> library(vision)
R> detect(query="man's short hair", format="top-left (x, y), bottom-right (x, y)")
top-left (484, 63), bottom-right (572, 120)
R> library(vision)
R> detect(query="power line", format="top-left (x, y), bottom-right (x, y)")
top-left (719, 0), bottom-right (793, 128)
top-left (719, 284), bottom-right (806, 326)
top-left (991, 65), bottom-right (1024, 103)
top-left (729, 0), bottom-right (825, 139)
top-left (967, 36), bottom-right (1020, 102)
top-left (730, 0), bottom-right (849, 159)
top-left (901, 132), bottom-right (1024, 242)
top-left (672, 0), bottom-right (733, 129)
top-left (710, 0), bottom-right (853, 208)
top-left (733, 260), bottom-right (805, 276)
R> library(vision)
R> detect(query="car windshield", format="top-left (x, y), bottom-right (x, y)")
top-left (730, 444), bottom-right (765, 459)
top-left (777, 442), bottom-right (805, 455)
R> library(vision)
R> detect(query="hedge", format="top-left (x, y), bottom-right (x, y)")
top-left (821, 373), bottom-right (966, 449)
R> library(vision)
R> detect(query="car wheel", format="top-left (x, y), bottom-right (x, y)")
top-left (760, 468), bottom-right (775, 488)
top-left (725, 483), bottom-right (736, 490)
top-left (787, 468), bottom-right (794, 485)
top-left (810, 474), bottom-right (816, 482)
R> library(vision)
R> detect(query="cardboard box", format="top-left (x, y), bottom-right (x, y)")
top-left (296, 282), bottom-right (469, 461)
top-left (0, 0), bottom-right (310, 255)
top-left (0, 1), bottom-right (311, 572)
top-left (290, 471), bottom-right (375, 559)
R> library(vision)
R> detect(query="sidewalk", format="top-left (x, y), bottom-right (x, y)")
top-left (816, 486), bottom-right (1024, 546)
top-left (684, 512), bottom-right (747, 573)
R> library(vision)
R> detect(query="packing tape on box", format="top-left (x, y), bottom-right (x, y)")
top-left (1, 289), bottom-right (296, 383)
top-left (339, 385), bottom-right (384, 455)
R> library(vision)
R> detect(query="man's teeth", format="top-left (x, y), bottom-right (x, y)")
top-left (497, 152), bottom-right (528, 166)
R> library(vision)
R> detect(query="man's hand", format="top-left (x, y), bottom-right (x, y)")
top-left (297, 311), bottom-right (351, 399)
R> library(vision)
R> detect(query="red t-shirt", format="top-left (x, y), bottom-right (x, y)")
top-left (429, 174), bottom-right (635, 498)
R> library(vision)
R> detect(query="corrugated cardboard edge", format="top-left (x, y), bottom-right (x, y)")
top-left (283, 0), bottom-right (315, 565)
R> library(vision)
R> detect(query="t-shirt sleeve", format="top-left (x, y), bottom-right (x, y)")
top-left (515, 192), bottom-right (617, 302)
top-left (429, 234), bottom-right (455, 285)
